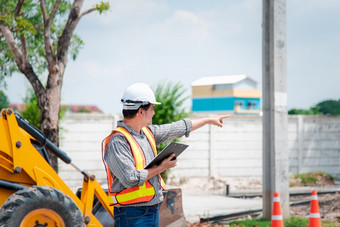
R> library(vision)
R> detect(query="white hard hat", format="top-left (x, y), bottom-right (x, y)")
top-left (121, 83), bottom-right (161, 110)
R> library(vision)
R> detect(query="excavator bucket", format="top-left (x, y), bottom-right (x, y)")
top-left (88, 188), bottom-right (187, 227)
top-left (159, 188), bottom-right (187, 227)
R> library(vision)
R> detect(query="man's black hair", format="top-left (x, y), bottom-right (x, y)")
top-left (122, 104), bottom-right (151, 119)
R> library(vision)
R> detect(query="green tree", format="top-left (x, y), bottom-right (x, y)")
top-left (21, 89), bottom-right (40, 128)
top-left (0, 90), bottom-right (9, 110)
top-left (316, 99), bottom-right (340, 115)
top-left (153, 81), bottom-right (189, 125)
top-left (77, 109), bottom-right (91, 113)
top-left (288, 99), bottom-right (340, 116)
top-left (20, 88), bottom-right (67, 128)
top-left (0, 0), bottom-right (109, 171)
top-left (288, 107), bottom-right (320, 115)
top-left (152, 81), bottom-right (189, 181)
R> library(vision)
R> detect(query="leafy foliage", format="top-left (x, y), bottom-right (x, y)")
top-left (288, 107), bottom-right (320, 115)
top-left (95, 2), bottom-right (110, 14)
top-left (153, 81), bottom-right (189, 126)
top-left (288, 99), bottom-right (340, 116)
top-left (152, 81), bottom-right (189, 181)
top-left (0, 0), bottom-right (109, 171)
top-left (20, 88), bottom-right (67, 128)
top-left (20, 89), bottom-right (40, 128)
top-left (77, 109), bottom-right (91, 113)
top-left (316, 99), bottom-right (340, 115)
top-left (0, 0), bottom-right (82, 77)
top-left (0, 90), bottom-right (9, 110)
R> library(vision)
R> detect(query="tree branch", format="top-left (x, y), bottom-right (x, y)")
top-left (49, 0), bottom-right (62, 24)
top-left (14, 0), bottom-right (27, 62)
top-left (39, 0), bottom-right (57, 72)
top-left (80, 8), bottom-right (96, 18)
top-left (14, 0), bottom-right (25, 17)
top-left (0, 23), bottom-right (45, 96)
top-left (57, 0), bottom-right (83, 65)
top-left (0, 24), bottom-right (25, 70)
top-left (20, 34), bottom-right (28, 63)
top-left (40, 0), bottom-right (48, 22)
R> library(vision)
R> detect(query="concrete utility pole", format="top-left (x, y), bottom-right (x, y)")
top-left (262, 0), bottom-right (289, 219)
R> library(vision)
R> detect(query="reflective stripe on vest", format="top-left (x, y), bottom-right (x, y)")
top-left (142, 127), bottom-right (166, 190)
top-left (101, 126), bottom-right (165, 206)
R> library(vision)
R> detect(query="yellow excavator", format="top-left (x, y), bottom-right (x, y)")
top-left (0, 107), bottom-right (115, 226)
top-left (0, 108), bottom-right (186, 226)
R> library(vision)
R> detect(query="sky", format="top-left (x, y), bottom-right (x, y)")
top-left (4, 0), bottom-right (340, 114)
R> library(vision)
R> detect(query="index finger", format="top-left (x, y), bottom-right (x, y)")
top-left (221, 114), bottom-right (231, 118)
top-left (218, 114), bottom-right (231, 121)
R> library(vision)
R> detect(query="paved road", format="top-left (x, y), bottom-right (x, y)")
top-left (180, 185), bottom-right (340, 223)
top-left (181, 189), bottom-right (262, 223)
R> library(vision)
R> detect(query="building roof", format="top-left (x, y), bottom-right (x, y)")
top-left (9, 104), bottom-right (103, 113)
top-left (9, 103), bottom-right (26, 112)
top-left (191, 74), bottom-right (256, 86)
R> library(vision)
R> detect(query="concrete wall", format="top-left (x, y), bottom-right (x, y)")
top-left (288, 116), bottom-right (340, 176)
top-left (58, 113), bottom-right (117, 190)
top-left (58, 113), bottom-right (340, 189)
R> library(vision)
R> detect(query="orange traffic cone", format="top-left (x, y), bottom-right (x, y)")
top-left (271, 191), bottom-right (284, 227)
top-left (309, 190), bottom-right (321, 227)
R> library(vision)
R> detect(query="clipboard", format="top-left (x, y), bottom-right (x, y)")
top-left (144, 142), bottom-right (189, 169)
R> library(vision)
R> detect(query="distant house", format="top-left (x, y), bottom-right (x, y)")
top-left (62, 105), bottom-right (103, 113)
top-left (9, 103), bottom-right (26, 112)
top-left (191, 75), bottom-right (261, 115)
top-left (9, 104), bottom-right (103, 113)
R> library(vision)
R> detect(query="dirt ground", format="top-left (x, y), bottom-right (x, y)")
top-left (289, 172), bottom-right (340, 223)
top-left (290, 192), bottom-right (340, 222)
top-left (179, 173), bottom-right (340, 226)
top-left (187, 193), bottom-right (340, 226)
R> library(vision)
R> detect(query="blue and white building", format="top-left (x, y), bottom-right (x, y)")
top-left (191, 75), bottom-right (261, 115)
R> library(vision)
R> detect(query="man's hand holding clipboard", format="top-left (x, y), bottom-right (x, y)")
top-left (144, 142), bottom-right (189, 169)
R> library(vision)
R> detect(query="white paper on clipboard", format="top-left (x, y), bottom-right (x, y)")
top-left (144, 142), bottom-right (189, 169)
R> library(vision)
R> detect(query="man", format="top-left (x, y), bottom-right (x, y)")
top-left (102, 83), bottom-right (229, 227)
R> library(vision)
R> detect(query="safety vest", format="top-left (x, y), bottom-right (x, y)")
top-left (102, 126), bottom-right (166, 206)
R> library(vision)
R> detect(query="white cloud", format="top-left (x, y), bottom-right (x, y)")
top-left (74, 60), bottom-right (123, 78)
top-left (144, 9), bottom-right (210, 48)
top-left (6, 0), bottom-right (339, 114)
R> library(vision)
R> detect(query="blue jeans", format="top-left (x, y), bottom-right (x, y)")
top-left (114, 204), bottom-right (160, 227)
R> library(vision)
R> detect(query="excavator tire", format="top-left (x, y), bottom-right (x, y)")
top-left (0, 186), bottom-right (84, 227)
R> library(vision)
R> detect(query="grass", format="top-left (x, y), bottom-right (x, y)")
top-left (229, 218), bottom-right (270, 227)
top-left (293, 171), bottom-right (335, 186)
top-left (228, 216), bottom-right (337, 227)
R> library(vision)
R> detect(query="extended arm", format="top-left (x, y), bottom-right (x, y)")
top-left (145, 115), bottom-right (230, 179)
top-left (191, 114), bottom-right (231, 132)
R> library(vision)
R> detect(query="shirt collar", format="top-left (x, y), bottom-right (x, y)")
top-left (117, 120), bottom-right (143, 137)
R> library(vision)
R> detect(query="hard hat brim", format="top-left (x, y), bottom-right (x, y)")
top-left (122, 101), bottom-right (161, 110)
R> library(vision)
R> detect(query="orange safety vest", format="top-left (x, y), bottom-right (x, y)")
top-left (102, 126), bottom-right (166, 206)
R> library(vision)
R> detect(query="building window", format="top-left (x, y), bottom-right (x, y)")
top-left (235, 101), bottom-right (244, 106)
top-left (247, 101), bottom-right (257, 110)
top-left (213, 84), bottom-right (233, 90)
top-left (234, 101), bottom-right (244, 109)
